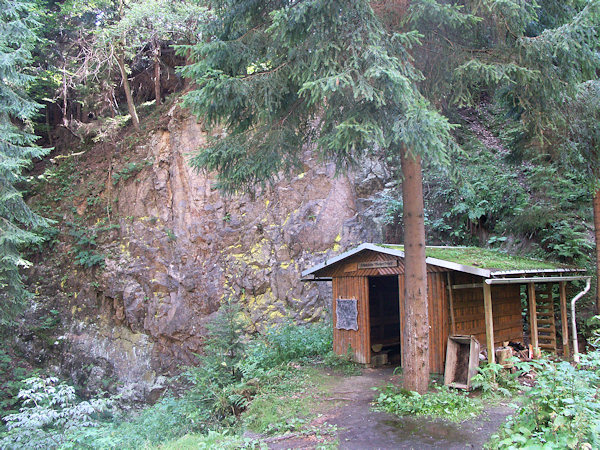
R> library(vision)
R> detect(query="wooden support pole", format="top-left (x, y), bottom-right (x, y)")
top-left (447, 272), bottom-right (457, 335)
top-left (528, 282), bottom-right (539, 357)
top-left (483, 282), bottom-right (495, 364)
top-left (559, 281), bottom-right (570, 357)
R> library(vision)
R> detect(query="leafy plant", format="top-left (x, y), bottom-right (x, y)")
top-left (112, 160), bottom-right (152, 185)
top-left (0, 377), bottom-right (112, 449)
top-left (0, 351), bottom-right (38, 415)
top-left (471, 360), bottom-right (521, 397)
top-left (373, 384), bottom-right (483, 422)
top-left (67, 223), bottom-right (105, 268)
top-left (489, 354), bottom-right (600, 449)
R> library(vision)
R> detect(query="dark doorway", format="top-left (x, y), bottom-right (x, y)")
top-left (369, 276), bottom-right (401, 364)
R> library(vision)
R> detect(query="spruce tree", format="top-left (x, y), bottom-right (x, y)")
top-left (180, 0), bottom-right (456, 393)
top-left (0, 0), bottom-right (49, 326)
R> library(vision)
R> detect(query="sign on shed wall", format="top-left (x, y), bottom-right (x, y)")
top-left (336, 298), bottom-right (358, 331)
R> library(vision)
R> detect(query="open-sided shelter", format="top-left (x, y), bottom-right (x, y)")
top-left (301, 243), bottom-right (589, 373)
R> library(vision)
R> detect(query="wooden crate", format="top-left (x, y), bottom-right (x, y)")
top-left (444, 335), bottom-right (480, 390)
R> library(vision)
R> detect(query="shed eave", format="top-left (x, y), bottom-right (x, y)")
top-left (490, 268), bottom-right (585, 277)
top-left (485, 275), bottom-right (591, 285)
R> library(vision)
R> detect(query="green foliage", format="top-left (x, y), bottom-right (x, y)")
top-left (0, 0), bottom-right (50, 326)
top-left (374, 384), bottom-right (483, 422)
top-left (111, 160), bottom-right (152, 185)
top-left (0, 350), bottom-right (38, 415)
top-left (241, 366), bottom-right (330, 436)
top-left (471, 361), bottom-right (521, 397)
top-left (0, 377), bottom-right (112, 449)
top-left (64, 396), bottom-right (198, 449)
top-left (67, 223), bottom-right (105, 268)
top-left (156, 429), bottom-right (262, 450)
top-left (180, 0), bottom-right (456, 193)
top-left (411, 0), bottom-right (600, 135)
top-left (489, 354), bottom-right (600, 449)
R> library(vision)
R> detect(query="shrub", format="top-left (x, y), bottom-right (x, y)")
top-left (240, 322), bottom-right (333, 379)
top-left (374, 384), bottom-right (483, 422)
top-left (0, 377), bottom-right (112, 449)
top-left (488, 354), bottom-right (600, 449)
top-left (64, 396), bottom-right (199, 449)
top-left (471, 360), bottom-right (522, 397)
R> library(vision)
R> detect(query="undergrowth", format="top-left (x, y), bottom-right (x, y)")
top-left (373, 384), bottom-right (483, 422)
top-left (487, 353), bottom-right (600, 449)
top-left (0, 301), bottom-right (354, 449)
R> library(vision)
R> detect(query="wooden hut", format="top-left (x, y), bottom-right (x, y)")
top-left (301, 243), bottom-right (588, 373)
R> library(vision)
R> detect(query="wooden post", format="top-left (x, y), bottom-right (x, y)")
top-left (447, 272), bottom-right (456, 335)
top-left (483, 282), bottom-right (495, 364)
top-left (528, 282), bottom-right (539, 357)
top-left (559, 281), bottom-right (570, 357)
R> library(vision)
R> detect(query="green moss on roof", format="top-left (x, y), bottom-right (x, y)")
top-left (380, 245), bottom-right (569, 271)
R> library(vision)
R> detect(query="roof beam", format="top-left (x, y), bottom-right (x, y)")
top-left (485, 276), bottom-right (590, 285)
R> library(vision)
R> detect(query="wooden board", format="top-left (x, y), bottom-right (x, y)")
top-left (332, 277), bottom-right (370, 363)
top-left (451, 275), bottom-right (523, 347)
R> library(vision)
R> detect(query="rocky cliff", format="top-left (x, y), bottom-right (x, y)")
top-left (24, 103), bottom-right (394, 401)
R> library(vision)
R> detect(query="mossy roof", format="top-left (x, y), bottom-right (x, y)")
top-left (380, 244), bottom-right (570, 271)
top-left (301, 243), bottom-right (581, 279)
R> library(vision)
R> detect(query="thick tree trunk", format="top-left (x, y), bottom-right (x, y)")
top-left (153, 41), bottom-right (161, 107)
top-left (116, 51), bottom-right (140, 130)
top-left (594, 186), bottom-right (600, 314)
top-left (400, 146), bottom-right (430, 394)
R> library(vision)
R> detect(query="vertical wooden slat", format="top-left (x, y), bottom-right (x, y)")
top-left (528, 282), bottom-right (539, 356)
top-left (362, 277), bottom-right (370, 364)
top-left (398, 274), bottom-right (405, 367)
top-left (559, 281), bottom-right (570, 357)
top-left (483, 282), bottom-right (495, 364)
top-left (447, 272), bottom-right (457, 335)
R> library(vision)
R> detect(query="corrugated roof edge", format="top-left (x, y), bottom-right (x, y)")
top-left (301, 243), bottom-right (584, 280)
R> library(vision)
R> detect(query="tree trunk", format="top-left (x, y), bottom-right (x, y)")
top-left (401, 146), bottom-right (430, 394)
top-left (594, 186), bottom-right (600, 314)
top-left (116, 51), bottom-right (140, 130)
top-left (154, 41), bottom-right (161, 107)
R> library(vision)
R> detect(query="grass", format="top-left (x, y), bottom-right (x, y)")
top-left (242, 366), bottom-right (337, 435)
top-left (154, 430), bottom-right (257, 449)
top-left (373, 384), bottom-right (484, 422)
top-left (153, 364), bottom-right (342, 450)
top-left (380, 244), bottom-right (570, 270)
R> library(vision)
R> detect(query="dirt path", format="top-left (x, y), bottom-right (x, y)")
top-left (269, 367), bottom-right (514, 449)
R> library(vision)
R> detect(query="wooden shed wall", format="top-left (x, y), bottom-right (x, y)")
top-left (427, 271), bottom-right (449, 373)
top-left (331, 270), bottom-right (449, 372)
top-left (451, 274), bottom-right (523, 346)
top-left (326, 251), bottom-right (524, 373)
top-left (332, 277), bottom-right (370, 363)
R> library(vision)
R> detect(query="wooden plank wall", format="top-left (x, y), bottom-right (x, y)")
top-left (332, 277), bottom-right (370, 363)
top-left (326, 251), bottom-right (523, 372)
top-left (451, 274), bottom-right (522, 346)
top-left (332, 270), bottom-right (448, 372)
top-left (427, 272), bottom-right (449, 373)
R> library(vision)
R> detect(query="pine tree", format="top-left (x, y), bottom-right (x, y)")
top-left (407, 0), bottom-right (600, 311)
top-left (0, 0), bottom-right (49, 326)
top-left (180, 0), bottom-right (456, 393)
top-left (566, 81), bottom-right (600, 312)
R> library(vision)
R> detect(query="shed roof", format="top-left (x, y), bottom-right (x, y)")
top-left (301, 243), bottom-right (583, 279)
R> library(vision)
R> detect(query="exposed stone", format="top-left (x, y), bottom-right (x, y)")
top-left (27, 107), bottom-right (395, 400)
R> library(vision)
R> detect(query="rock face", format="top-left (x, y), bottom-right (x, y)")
top-left (28, 107), bottom-right (394, 399)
